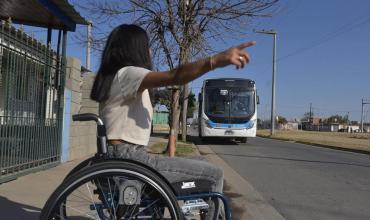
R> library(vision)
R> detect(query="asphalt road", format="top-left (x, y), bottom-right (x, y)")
top-left (199, 137), bottom-right (370, 220)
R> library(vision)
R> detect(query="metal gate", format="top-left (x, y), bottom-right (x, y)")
top-left (0, 21), bottom-right (65, 183)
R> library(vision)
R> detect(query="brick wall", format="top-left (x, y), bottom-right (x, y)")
top-left (64, 57), bottom-right (98, 161)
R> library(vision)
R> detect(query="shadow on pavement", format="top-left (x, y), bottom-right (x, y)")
top-left (150, 131), bottom-right (169, 138)
top-left (223, 180), bottom-right (245, 218)
top-left (151, 132), bottom-right (242, 146)
top-left (188, 136), bottom-right (240, 146)
top-left (0, 196), bottom-right (41, 220)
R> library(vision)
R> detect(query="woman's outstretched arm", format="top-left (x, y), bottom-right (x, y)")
top-left (138, 41), bottom-right (256, 92)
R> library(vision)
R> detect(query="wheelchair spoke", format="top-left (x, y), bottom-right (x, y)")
top-left (61, 203), bottom-right (99, 219)
top-left (131, 198), bottom-right (161, 218)
top-left (68, 191), bottom-right (93, 203)
top-left (96, 178), bottom-right (117, 220)
top-left (86, 183), bottom-right (100, 218)
top-left (106, 177), bottom-right (118, 220)
top-left (41, 161), bottom-right (180, 220)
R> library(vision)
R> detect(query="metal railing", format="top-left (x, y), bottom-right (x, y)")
top-left (0, 21), bottom-right (64, 183)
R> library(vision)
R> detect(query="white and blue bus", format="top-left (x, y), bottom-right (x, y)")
top-left (196, 78), bottom-right (258, 143)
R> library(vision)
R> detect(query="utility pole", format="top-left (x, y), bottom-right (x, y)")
top-left (361, 99), bottom-right (370, 133)
top-left (366, 109), bottom-right (370, 122)
top-left (181, 0), bottom-right (190, 142)
top-left (309, 103), bottom-right (312, 124)
top-left (86, 21), bottom-right (92, 70)
top-left (347, 111), bottom-right (350, 128)
top-left (255, 29), bottom-right (277, 135)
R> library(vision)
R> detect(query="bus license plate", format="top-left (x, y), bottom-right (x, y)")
top-left (225, 130), bottom-right (234, 135)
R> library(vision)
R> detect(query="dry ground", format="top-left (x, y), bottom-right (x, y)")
top-left (257, 129), bottom-right (370, 153)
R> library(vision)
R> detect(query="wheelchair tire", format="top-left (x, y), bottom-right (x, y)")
top-left (40, 160), bottom-right (181, 220)
top-left (63, 156), bottom-right (97, 181)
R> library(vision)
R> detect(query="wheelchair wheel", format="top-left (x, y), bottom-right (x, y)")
top-left (63, 156), bottom-right (97, 181)
top-left (40, 161), bottom-right (181, 220)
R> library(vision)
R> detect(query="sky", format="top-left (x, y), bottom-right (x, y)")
top-left (25, 0), bottom-right (370, 122)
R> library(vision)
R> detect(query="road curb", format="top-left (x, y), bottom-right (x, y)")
top-left (197, 144), bottom-right (286, 220)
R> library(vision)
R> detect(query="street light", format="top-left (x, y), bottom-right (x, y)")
top-left (365, 109), bottom-right (370, 123)
top-left (86, 20), bottom-right (92, 70)
top-left (254, 29), bottom-right (277, 136)
top-left (361, 99), bottom-right (370, 133)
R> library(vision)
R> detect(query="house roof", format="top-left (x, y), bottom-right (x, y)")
top-left (0, 0), bottom-right (88, 31)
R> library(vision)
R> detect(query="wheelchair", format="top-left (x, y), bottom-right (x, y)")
top-left (40, 113), bottom-right (231, 220)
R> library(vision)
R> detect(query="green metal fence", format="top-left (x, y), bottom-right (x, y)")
top-left (152, 112), bottom-right (169, 125)
top-left (0, 21), bottom-right (64, 183)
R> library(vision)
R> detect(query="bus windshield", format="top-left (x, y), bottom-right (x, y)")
top-left (204, 87), bottom-right (255, 123)
top-left (230, 88), bottom-right (255, 117)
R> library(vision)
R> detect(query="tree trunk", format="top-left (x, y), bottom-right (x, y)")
top-left (168, 88), bottom-right (181, 157)
top-left (181, 84), bottom-right (189, 142)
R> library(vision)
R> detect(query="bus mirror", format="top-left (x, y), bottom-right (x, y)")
top-left (198, 93), bottom-right (202, 102)
top-left (257, 96), bottom-right (260, 105)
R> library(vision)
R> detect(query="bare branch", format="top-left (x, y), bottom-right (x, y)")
top-left (71, 0), bottom-right (280, 149)
top-left (73, 0), bottom-right (279, 70)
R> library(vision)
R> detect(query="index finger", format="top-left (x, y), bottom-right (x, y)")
top-left (236, 41), bottom-right (256, 49)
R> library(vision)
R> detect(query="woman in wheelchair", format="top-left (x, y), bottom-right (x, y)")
top-left (40, 24), bottom-right (255, 220)
top-left (91, 24), bottom-right (254, 219)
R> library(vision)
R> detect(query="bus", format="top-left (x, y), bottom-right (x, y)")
top-left (196, 78), bottom-right (258, 143)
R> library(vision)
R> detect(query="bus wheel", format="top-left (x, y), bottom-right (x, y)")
top-left (201, 137), bottom-right (210, 143)
top-left (240, 137), bottom-right (247, 143)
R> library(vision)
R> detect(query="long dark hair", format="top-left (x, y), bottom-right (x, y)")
top-left (90, 24), bottom-right (152, 102)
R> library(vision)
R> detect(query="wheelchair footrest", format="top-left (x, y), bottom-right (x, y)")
top-left (181, 198), bottom-right (209, 216)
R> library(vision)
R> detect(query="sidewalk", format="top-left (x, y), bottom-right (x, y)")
top-left (0, 136), bottom-right (165, 220)
top-left (0, 134), bottom-right (186, 220)
top-left (198, 145), bottom-right (285, 220)
top-left (0, 133), bottom-right (285, 220)
top-left (0, 155), bottom-right (88, 219)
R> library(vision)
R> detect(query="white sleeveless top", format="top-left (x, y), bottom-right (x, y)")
top-left (99, 66), bottom-right (153, 146)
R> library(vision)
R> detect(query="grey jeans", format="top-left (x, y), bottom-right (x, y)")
top-left (107, 143), bottom-right (224, 219)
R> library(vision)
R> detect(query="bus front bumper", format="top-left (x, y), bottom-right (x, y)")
top-left (202, 126), bottom-right (256, 138)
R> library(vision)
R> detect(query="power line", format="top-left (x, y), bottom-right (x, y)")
top-left (255, 10), bottom-right (370, 73)
top-left (277, 12), bottom-right (370, 62)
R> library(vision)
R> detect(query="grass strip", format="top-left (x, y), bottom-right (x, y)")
top-left (257, 129), bottom-right (370, 154)
top-left (149, 141), bottom-right (195, 156)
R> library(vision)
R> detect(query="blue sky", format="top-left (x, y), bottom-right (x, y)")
top-left (192, 0), bottom-right (370, 122)
top-left (25, 0), bottom-right (370, 122)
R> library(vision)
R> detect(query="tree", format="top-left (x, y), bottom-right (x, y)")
top-left (152, 89), bottom-right (195, 119)
top-left (326, 114), bottom-right (348, 124)
top-left (301, 112), bottom-right (313, 122)
top-left (186, 92), bottom-right (196, 118)
top-left (73, 0), bottom-right (279, 156)
top-left (277, 115), bottom-right (287, 125)
top-left (152, 88), bottom-right (172, 110)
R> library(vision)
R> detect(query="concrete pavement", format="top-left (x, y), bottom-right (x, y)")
top-left (198, 144), bottom-right (285, 220)
top-left (0, 134), bottom-right (180, 219)
top-left (207, 137), bottom-right (370, 220)
top-left (0, 136), bottom-right (166, 220)
top-left (0, 155), bottom-right (84, 220)
top-left (0, 134), bottom-right (285, 220)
